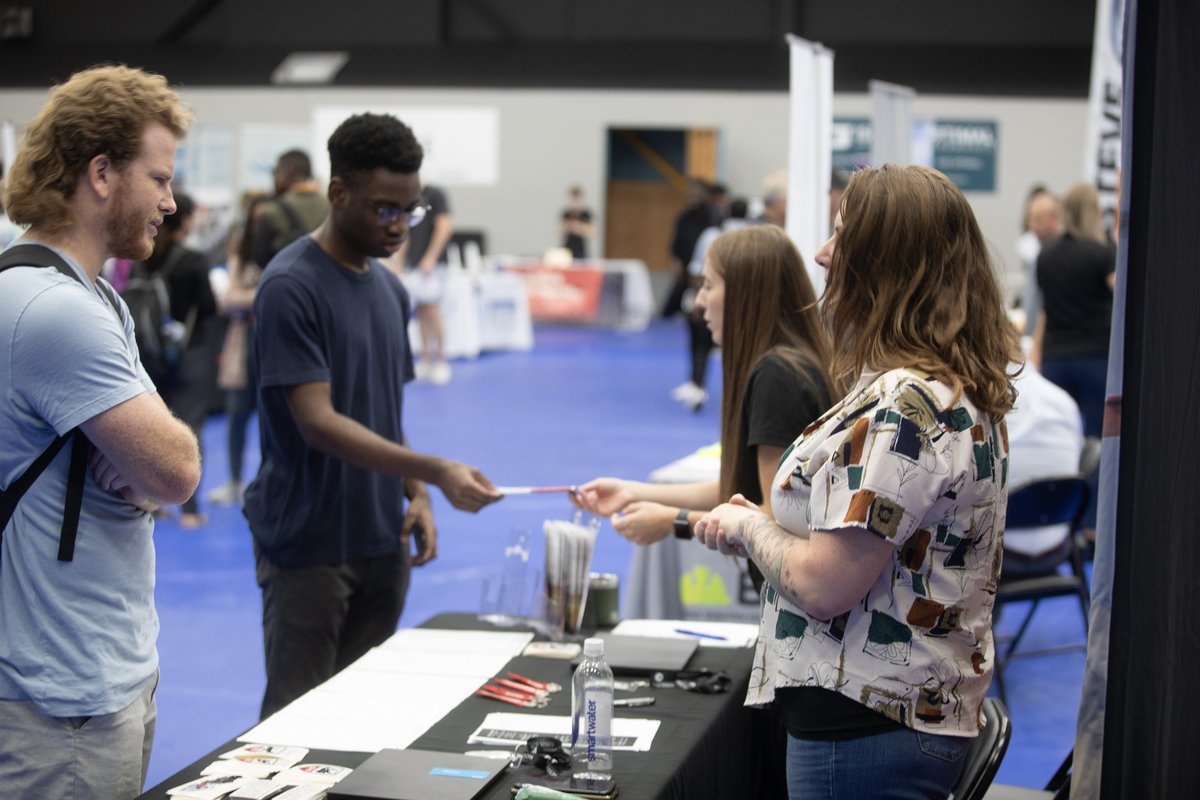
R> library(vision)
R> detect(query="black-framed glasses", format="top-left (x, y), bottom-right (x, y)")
top-left (373, 202), bottom-right (429, 227)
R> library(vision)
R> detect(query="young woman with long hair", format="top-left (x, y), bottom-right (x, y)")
top-left (575, 225), bottom-right (834, 575)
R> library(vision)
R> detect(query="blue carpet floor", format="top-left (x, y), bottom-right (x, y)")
top-left (146, 320), bottom-right (1084, 791)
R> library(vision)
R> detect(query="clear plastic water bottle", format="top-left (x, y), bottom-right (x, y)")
top-left (570, 637), bottom-right (614, 777)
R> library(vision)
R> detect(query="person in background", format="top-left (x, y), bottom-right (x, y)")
top-left (389, 184), bottom-right (453, 384)
top-left (670, 197), bottom-right (753, 411)
top-left (133, 192), bottom-right (217, 528)
top-left (1004, 359), bottom-right (1085, 575)
top-left (0, 64), bottom-right (200, 800)
top-left (208, 191), bottom-right (268, 507)
top-left (244, 113), bottom-right (501, 719)
top-left (1015, 186), bottom-right (1064, 335)
top-left (756, 169), bottom-right (788, 227)
top-left (1033, 181), bottom-right (1115, 536)
top-left (252, 149), bottom-right (329, 269)
top-left (560, 184), bottom-right (594, 260)
top-left (662, 177), bottom-right (716, 319)
top-left (696, 165), bottom-right (1017, 799)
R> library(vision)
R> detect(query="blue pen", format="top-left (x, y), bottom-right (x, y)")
top-left (674, 627), bottom-right (728, 641)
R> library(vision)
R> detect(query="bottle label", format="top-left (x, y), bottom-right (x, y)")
top-left (578, 690), bottom-right (612, 771)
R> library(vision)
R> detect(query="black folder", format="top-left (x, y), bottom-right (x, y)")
top-left (326, 748), bottom-right (507, 800)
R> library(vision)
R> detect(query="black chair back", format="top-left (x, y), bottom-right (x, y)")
top-left (952, 697), bottom-right (1013, 800)
top-left (1005, 477), bottom-right (1089, 532)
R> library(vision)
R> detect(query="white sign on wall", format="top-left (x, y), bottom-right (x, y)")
top-left (311, 106), bottom-right (500, 187)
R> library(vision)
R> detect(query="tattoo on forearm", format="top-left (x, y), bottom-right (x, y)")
top-left (740, 515), bottom-right (810, 607)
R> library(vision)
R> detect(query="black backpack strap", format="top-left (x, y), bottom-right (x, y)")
top-left (0, 429), bottom-right (89, 563)
top-left (0, 431), bottom-right (73, 532)
top-left (275, 197), bottom-right (307, 241)
top-left (57, 432), bottom-right (90, 562)
top-left (0, 243), bottom-right (104, 562)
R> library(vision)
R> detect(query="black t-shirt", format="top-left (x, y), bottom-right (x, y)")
top-left (738, 354), bottom-right (831, 595)
top-left (1037, 233), bottom-right (1116, 358)
top-left (244, 237), bottom-right (415, 567)
top-left (561, 208), bottom-right (592, 259)
top-left (737, 353), bottom-right (830, 503)
top-left (405, 185), bottom-right (451, 268)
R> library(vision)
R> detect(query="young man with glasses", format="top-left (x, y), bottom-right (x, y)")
top-left (243, 112), bottom-right (502, 718)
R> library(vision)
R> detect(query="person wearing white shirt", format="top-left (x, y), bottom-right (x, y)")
top-left (1004, 361), bottom-right (1085, 574)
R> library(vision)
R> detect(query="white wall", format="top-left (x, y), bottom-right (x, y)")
top-left (1, 86), bottom-right (1087, 290)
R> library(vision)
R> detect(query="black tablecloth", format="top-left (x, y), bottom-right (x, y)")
top-left (137, 613), bottom-right (763, 800)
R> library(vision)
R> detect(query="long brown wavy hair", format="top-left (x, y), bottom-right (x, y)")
top-left (4, 65), bottom-right (192, 233)
top-left (823, 165), bottom-right (1018, 418)
top-left (710, 225), bottom-right (834, 501)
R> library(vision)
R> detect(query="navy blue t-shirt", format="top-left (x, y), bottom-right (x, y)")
top-left (244, 236), bottom-right (415, 567)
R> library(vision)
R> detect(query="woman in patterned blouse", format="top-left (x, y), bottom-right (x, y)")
top-left (695, 165), bottom-right (1019, 800)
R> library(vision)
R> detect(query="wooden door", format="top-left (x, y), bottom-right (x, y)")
top-left (604, 127), bottom-right (719, 270)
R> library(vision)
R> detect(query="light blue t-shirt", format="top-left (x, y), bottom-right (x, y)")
top-left (0, 242), bottom-right (159, 717)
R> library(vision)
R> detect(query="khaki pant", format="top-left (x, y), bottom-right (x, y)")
top-left (0, 671), bottom-right (158, 800)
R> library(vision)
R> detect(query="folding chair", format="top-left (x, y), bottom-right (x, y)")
top-left (994, 477), bottom-right (1091, 705)
top-left (952, 697), bottom-right (1013, 800)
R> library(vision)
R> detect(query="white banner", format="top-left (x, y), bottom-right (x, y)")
top-left (1073, 2), bottom-right (1130, 797)
top-left (869, 79), bottom-right (916, 167)
top-left (1, 120), bottom-right (15, 176)
top-left (1083, 0), bottom-right (1126, 234)
top-left (785, 34), bottom-right (834, 297)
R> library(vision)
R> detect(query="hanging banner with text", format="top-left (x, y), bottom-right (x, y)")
top-left (1083, 0), bottom-right (1125, 234)
top-left (932, 120), bottom-right (997, 192)
top-left (832, 117), bottom-right (997, 193)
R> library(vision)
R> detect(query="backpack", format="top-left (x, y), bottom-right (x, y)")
top-left (121, 245), bottom-right (192, 387)
top-left (0, 243), bottom-right (120, 562)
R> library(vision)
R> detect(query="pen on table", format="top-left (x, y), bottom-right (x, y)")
top-left (673, 628), bottom-right (728, 641)
top-left (614, 696), bottom-right (656, 707)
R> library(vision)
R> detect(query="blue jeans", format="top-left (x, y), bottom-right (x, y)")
top-left (1041, 353), bottom-right (1109, 528)
top-left (786, 727), bottom-right (971, 800)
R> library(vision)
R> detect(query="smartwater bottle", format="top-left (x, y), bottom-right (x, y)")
top-left (570, 637), bottom-right (614, 777)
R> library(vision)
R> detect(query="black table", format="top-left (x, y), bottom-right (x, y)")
top-left (138, 613), bottom-right (765, 800)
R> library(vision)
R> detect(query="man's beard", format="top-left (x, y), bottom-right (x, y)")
top-left (106, 185), bottom-right (154, 261)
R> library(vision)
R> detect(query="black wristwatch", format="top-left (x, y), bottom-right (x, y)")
top-left (674, 508), bottom-right (693, 539)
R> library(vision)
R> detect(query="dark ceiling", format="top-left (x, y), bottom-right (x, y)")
top-left (0, 0), bottom-right (1097, 96)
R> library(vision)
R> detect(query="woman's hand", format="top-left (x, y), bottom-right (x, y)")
top-left (610, 501), bottom-right (675, 546)
top-left (694, 494), bottom-right (765, 557)
top-left (573, 478), bottom-right (638, 516)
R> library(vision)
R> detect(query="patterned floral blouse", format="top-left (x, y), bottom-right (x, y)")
top-left (750, 368), bottom-right (1009, 737)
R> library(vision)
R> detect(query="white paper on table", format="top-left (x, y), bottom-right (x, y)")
top-left (349, 645), bottom-right (514, 678)
top-left (377, 627), bottom-right (534, 656)
top-left (467, 712), bottom-right (660, 752)
top-left (238, 672), bottom-right (487, 752)
top-left (611, 618), bottom-right (759, 648)
top-left (237, 627), bottom-right (535, 753)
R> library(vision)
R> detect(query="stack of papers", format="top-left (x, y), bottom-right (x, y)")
top-left (169, 745), bottom-right (351, 799)
top-left (544, 517), bottom-right (599, 634)
top-left (238, 628), bottom-right (534, 753)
